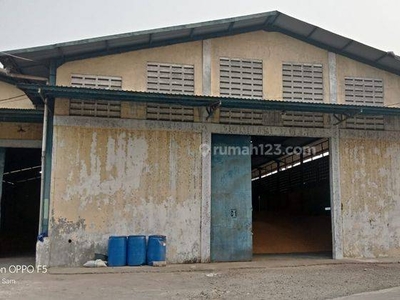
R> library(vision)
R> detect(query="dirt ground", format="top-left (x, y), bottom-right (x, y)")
top-left (253, 212), bottom-right (332, 254)
top-left (2, 257), bottom-right (400, 300)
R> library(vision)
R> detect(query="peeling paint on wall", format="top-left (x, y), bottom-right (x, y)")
top-left (49, 125), bottom-right (202, 266)
top-left (341, 138), bottom-right (400, 258)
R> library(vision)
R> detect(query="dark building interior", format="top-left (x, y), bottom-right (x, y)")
top-left (0, 148), bottom-right (41, 257)
top-left (251, 136), bottom-right (332, 256)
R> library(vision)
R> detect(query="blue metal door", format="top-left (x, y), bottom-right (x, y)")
top-left (211, 134), bottom-right (252, 262)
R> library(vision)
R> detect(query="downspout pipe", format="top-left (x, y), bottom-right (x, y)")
top-left (38, 89), bottom-right (48, 235)
top-left (38, 59), bottom-right (56, 236)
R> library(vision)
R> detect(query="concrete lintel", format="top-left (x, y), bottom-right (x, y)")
top-left (54, 116), bottom-right (333, 138)
top-left (0, 139), bottom-right (42, 148)
top-left (201, 131), bottom-right (211, 263)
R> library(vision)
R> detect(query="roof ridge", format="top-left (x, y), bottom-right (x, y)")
top-left (1, 11), bottom-right (399, 78)
top-left (0, 11), bottom-right (279, 54)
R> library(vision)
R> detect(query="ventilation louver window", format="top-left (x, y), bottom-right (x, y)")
top-left (282, 63), bottom-right (323, 101)
top-left (70, 74), bottom-right (122, 118)
top-left (145, 63), bottom-right (195, 121)
top-left (69, 100), bottom-right (121, 118)
top-left (282, 63), bottom-right (324, 128)
top-left (219, 108), bottom-right (263, 125)
top-left (345, 77), bottom-right (384, 130)
top-left (219, 57), bottom-right (263, 98)
top-left (147, 63), bottom-right (194, 94)
top-left (71, 74), bottom-right (122, 90)
top-left (146, 104), bottom-right (194, 122)
top-left (282, 111), bottom-right (324, 128)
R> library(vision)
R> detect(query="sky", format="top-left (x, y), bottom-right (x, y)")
top-left (0, 0), bottom-right (399, 54)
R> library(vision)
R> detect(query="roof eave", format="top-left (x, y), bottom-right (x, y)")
top-left (1, 11), bottom-right (400, 78)
top-left (17, 83), bottom-right (400, 117)
top-left (0, 108), bottom-right (44, 123)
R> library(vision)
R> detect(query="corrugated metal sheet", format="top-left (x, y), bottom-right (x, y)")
top-left (0, 108), bottom-right (43, 123)
top-left (18, 84), bottom-right (400, 117)
top-left (211, 134), bottom-right (252, 262)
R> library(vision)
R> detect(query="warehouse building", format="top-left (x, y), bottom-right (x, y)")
top-left (1, 11), bottom-right (400, 266)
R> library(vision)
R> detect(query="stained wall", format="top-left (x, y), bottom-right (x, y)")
top-left (49, 123), bottom-right (202, 266)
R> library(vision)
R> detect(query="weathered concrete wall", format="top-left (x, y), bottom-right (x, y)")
top-left (336, 55), bottom-right (400, 106)
top-left (340, 134), bottom-right (400, 258)
top-left (49, 124), bottom-right (202, 266)
top-left (0, 81), bottom-right (34, 109)
top-left (56, 41), bottom-right (203, 94)
top-left (0, 122), bottom-right (42, 140)
top-left (56, 31), bottom-right (331, 102)
top-left (209, 31), bottom-right (330, 100)
top-left (56, 31), bottom-right (400, 106)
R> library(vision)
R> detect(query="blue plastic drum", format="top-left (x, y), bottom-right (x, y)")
top-left (127, 235), bottom-right (147, 266)
top-left (147, 235), bottom-right (166, 266)
top-left (108, 236), bottom-right (127, 267)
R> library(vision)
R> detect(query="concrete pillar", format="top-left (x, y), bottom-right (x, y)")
top-left (200, 131), bottom-right (211, 262)
top-left (328, 52), bottom-right (338, 104)
top-left (202, 40), bottom-right (212, 96)
top-left (36, 238), bottom-right (50, 268)
top-left (198, 39), bottom-right (213, 123)
top-left (328, 51), bottom-right (343, 259)
top-left (200, 39), bottom-right (212, 262)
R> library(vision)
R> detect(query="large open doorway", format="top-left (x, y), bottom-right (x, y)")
top-left (210, 134), bottom-right (332, 262)
top-left (0, 148), bottom-right (41, 258)
top-left (251, 137), bottom-right (332, 257)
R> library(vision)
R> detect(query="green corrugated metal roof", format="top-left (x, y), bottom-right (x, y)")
top-left (1, 11), bottom-right (400, 80)
top-left (18, 83), bottom-right (400, 117)
top-left (0, 108), bottom-right (44, 123)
